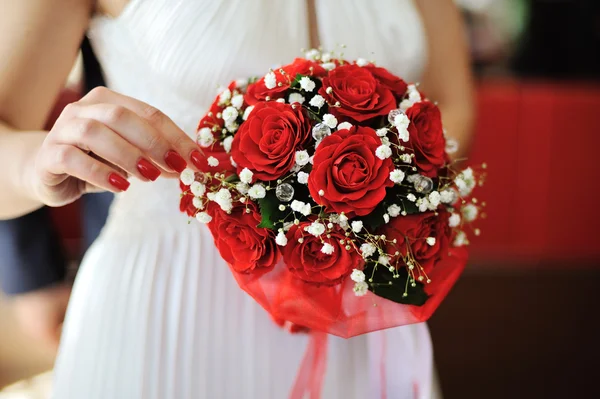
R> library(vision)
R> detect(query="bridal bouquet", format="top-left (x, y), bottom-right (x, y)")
top-left (179, 50), bottom-right (485, 338)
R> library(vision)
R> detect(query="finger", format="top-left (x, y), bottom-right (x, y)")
top-left (55, 117), bottom-right (161, 182)
top-left (59, 102), bottom-right (177, 174)
top-left (79, 87), bottom-right (202, 171)
top-left (44, 144), bottom-right (131, 193)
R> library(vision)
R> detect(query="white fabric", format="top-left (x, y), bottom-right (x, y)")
top-left (53, 1), bottom-right (437, 398)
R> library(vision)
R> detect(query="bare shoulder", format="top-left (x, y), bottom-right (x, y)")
top-left (0, 0), bottom-right (95, 130)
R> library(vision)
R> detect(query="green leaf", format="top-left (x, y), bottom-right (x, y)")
top-left (364, 263), bottom-right (429, 306)
top-left (360, 203), bottom-right (388, 231)
top-left (257, 191), bottom-right (284, 230)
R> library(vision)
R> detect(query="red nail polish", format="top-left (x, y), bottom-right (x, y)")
top-left (190, 150), bottom-right (205, 170)
top-left (137, 158), bottom-right (161, 181)
top-left (165, 151), bottom-right (187, 173)
top-left (108, 173), bottom-right (130, 191)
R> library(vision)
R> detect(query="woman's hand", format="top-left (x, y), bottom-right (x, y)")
top-left (33, 87), bottom-right (204, 207)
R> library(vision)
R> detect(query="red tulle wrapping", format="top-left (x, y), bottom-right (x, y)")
top-left (225, 246), bottom-right (467, 338)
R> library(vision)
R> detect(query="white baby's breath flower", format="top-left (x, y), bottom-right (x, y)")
top-left (321, 243), bottom-right (335, 255)
top-left (236, 182), bottom-right (249, 195)
top-left (375, 145), bottom-right (392, 160)
top-left (291, 200), bottom-right (305, 213)
top-left (356, 58), bottom-right (369, 67)
top-left (408, 85), bottom-right (422, 102)
top-left (288, 92), bottom-right (305, 104)
top-left (214, 188), bottom-right (233, 212)
top-left (239, 168), bottom-right (253, 184)
top-left (323, 114), bottom-right (338, 129)
top-left (406, 193), bottom-right (417, 202)
top-left (397, 128), bottom-right (409, 143)
top-left (248, 184), bottom-right (266, 199)
top-left (225, 120), bottom-right (239, 133)
top-left (207, 156), bottom-right (219, 167)
top-left (376, 128), bottom-right (388, 137)
top-left (223, 136), bottom-right (234, 153)
top-left (300, 203), bottom-right (312, 216)
top-left (264, 71), bottom-right (277, 89)
top-left (235, 78), bottom-right (248, 88)
top-left (383, 214), bottom-right (390, 224)
top-left (378, 255), bottom-right (390, 265)
top-left (276, 231), bottom-right (288, 246)
top-left (321, 52), bottom-right (333, 62)
top-left (387, 204), bottom-right (401, 217)
top-left (231, 94), bottom-right (244, 109)
top-left (242, 105), bottom-right (255, 120)
top-left (309, 95), bottom-right (325, 108)
top-left (351, 269), bottom-right (366, 283)
top-left (453, 231), bottom-right (468, 247)
top-left (426, 237), bottom-right (436, 246)
top-left (461, 204), bottom-right (479, 222)
top-left (360, 243), bottom-right (377, 258)
top-left (399, 99), bottom-right (412, 112)
top-left (337, 122), bottom-right (353, 131)
top-left (417, 198), bottom-right (430, 212)
top-left (400, 153), bottom-right (412, 163)
top-left (351, 221), bottom-right (363, 233)
top-left (218, 88), bottom-right (231, 105)
top-left (393, 113), bottom-right (410, 130)
top-left (428, 191), bottom-right (441, 208)
top-left (276, 98), bottom-right (286, 103)
top-left (195, 212), bottom-right (212, 223)
top-left (180, 168), bottom-right (195, 186)
top-left (299, 76), bottom-right (316, 92)
top-left (448, 213), bottom-right (461, 228)
top-left (389, 169), bottom-right (405, 184)
top-left (295, 150), bottom-right (310, 166)
top-left (191, 182), bottom-right (206, 197)
top-left (192, 197), bottom-right (204, 210)
top-left (306, 221), bottom-right (326, 237)
top-left (440, 189), bottom-right (456, 204)
top-left (197, 127), bottom-right (215, 148)
top-left (230, 156), bottom-right (237, 168)
top-left (322, 62), bottom-right (336, 71)
top-left (445, 138), bottom-right (459, 154)
top-left (297, 171), bottom-right (309, 184)
top-left (305, 49), bottom-right (320, 60)
top-left (380, 136), bottom-right (391, 146)
top-left (353, 281), bottom-right (369, 297)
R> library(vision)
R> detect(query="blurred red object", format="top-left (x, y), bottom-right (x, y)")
top-left (468, 80), bottom-right (600, 266)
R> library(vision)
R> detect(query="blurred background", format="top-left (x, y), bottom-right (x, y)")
top-left (1, 0), bottom-right (599, 397)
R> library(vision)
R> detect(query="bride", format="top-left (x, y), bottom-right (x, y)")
top-left (0, 0), bottom-right (473, 397)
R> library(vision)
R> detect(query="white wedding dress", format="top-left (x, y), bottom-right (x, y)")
top-left (53, 1), bottom-right (438, 398)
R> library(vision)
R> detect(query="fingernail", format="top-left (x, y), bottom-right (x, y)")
top-left (108, 173), bottom-right (130, 191)
top-left (137, 158), bottom-right (161, 181)
top-left (165, 150), bottom-right (187, 173)
top-left (190, 150), bottom-right (205, 170)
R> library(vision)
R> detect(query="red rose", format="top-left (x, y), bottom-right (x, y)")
top-left (179, 181), bottom-right (197, 217)
top-left (318, 64), bottom-right (396, 123)
top-left (405, 101), bottom-right (447, 177)
top-left (245, 58), bottom-right (326, 105)
top-left (380, 210), bottom-right (452, 275)
top-left (206, 202), bottom-right (280, 274)
top-left (282, 221), bottom-right (363, 286)
top-left (231, 101), bottom-right (312, 181)
top-left (308, 126), bottom-right (394, 217)
top-left (364, 65), bottom-right (408, 99)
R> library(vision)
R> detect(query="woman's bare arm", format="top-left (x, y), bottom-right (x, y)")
top-left (415, 0), bottom-right (476, 159)
top-left (0, 0), bottom-right (202, 220)
top-left (0, 0), bottom-right (93, 218)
